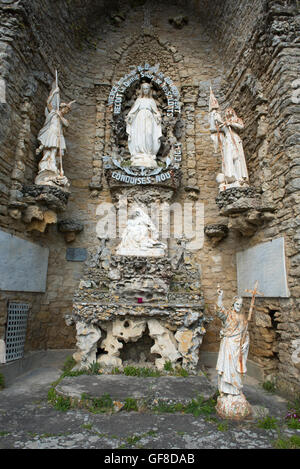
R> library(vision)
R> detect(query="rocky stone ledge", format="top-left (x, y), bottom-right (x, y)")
top-left (204, 223), bottom-right (229, 245)
top-left (11, 184), bottom-right (71, 232)
top-left (68, 301), bottom-right (206, 328)
top-left (22, 184), bottom-right (70, 210)
top-left (215, 187), bottom-right (275, 236)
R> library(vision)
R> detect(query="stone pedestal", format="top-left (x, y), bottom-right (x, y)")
top-left (215, 186), bottom-right (275, 236)
top-left (66, 250), bottom-right (208, 371)
top-left (16, 184), bottom-right (70, 232)
top-left (215, 393), bottom-right (252, 420)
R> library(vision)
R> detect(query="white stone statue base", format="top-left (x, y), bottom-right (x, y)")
top-left (116, 246), bottom-right (166, 257)
top-left (215, 393), bottom-right (252, 420)
top-left (216, 173), bottom-right (249, 192)
top-left (35, 170), bottom-right (70, 190)
top-left (130, 153), bottom-right (158, 168)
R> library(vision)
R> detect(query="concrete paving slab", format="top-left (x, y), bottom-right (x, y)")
top-left (0, 351), bottom-right (299, 450)
top-left (56, 374), bottom-right (215, 403)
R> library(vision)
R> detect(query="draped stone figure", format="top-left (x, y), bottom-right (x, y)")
top-left (126, 82), bottom-right (162, 168)
top-left (116, 205), bottom-right (167, 257)
top-left (209, 88), bottom-right (249, 191)
top-left (214, 286), bottom-right (252, 419)
top-left (35, 75), bottom-right (75, 188)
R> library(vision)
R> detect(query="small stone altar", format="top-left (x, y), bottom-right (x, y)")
top-left (66, 249), bottom-right (206, 371)
top-left (66, 64), bottom-right (208, 372)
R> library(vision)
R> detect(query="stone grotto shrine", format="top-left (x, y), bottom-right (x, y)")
top-left (0, 0), bottom-right (299, 397)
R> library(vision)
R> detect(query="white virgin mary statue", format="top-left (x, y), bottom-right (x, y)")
top-left (126, 83), bottom-right (162, 168)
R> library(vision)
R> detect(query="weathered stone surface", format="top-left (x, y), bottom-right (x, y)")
top-left (236, 237), bottom-right (290, 298)
top-left (58, 219), bottom-right (84, 242)
top-left (204, 224), bottom-right (228, 244)
top-left (56, 374), bottom-right (215, 404)
top-left (66, 248), bottom-right (87, 262)
top-left (0, 0), bottom-right (299, 396)
top-left (22, 185), bottom-right (70, 211)
top-left (0, 229), bottom-right (49, 292)
top-left (216, 393), bottom-right (252, 421)
top-left (72, 321), bottom-right (101, 369)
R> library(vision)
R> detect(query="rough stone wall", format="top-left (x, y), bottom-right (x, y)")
top-left (0, 0), bottom-right (299, 395)
top-left (200, 0), bottom-right (300, 394)
top-left (0, 0), bottom-right (107, 349)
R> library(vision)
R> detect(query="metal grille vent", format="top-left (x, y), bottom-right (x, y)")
top-left (5, 302), bottom-right (29, 362)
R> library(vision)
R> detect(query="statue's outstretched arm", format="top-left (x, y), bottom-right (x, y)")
top-left (216, 287), bottom-right (227, 321)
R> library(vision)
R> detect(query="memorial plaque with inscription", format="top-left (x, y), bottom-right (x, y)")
top-left (66, 248), bottom-right (87, 262)
top-left (237, 237), bottom-right (290, 298)
top-left (0, 229), bottom-right (49, 292)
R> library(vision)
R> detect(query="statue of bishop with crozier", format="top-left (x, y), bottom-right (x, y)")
top-left (214, 286), bottom-right (252, 420)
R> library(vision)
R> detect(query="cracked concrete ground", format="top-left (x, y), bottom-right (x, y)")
top-left (0, 356), bottom-right (299, 450)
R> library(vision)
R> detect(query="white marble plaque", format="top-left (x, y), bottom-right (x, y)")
top-left (237, 237), bottom-right (290, 298)
top-left (0, 229), bottom-right (49, 292)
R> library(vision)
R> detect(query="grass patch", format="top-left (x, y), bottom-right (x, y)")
top-left (62, 356), bottom-right (76, 373)
top-left (274, 434), bottom-right (300, 449)
top-left (123, 366), bottom-right (161, 378)
top-left (0, 373), bottom-right (5, 390)
top-left (88, 362), bottom-right (102, 375)
top-left (81, 423), bottom-right (93, 430)
top-left (164, 361), bottom-right (174, 372)
top-left (153, 401), bottom-right (185, 413)
top-left (126, 434), bottom-right (142, 446)
top-left (47, 387), bottom-right (72, 412)
top-left (184, 396), bottom-right (216, 417)
top-left (62, 369), bottom-right (87, 378)
top-left (284, 397), bottom-right (300, 429)
top-left (123, 397), bottom-right (138, 412)
top-left (217, 421), bottom-right (229, 432)
top-left (262, 380), bottom-right (276, 393)
top-left (61, 361), bottom-right (102, 379)
top-left (257, 416), bottom-right (279, 430)
top-left (175, 366), bottom-right (189, 377)
top-left (286, 418), bottom-right (300, 430)
top-left (89, 393), bottom-right (114, 414)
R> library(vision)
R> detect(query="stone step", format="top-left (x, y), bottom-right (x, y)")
top-left (56, 374), bottom-right (216, 405)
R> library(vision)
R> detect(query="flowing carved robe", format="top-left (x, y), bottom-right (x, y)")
top-left (126, 97), bottom-right (162, 159)
top-left (38, 109), bottom-right (67, 152)
top-left (210, 112), bottom-right (248, 183)
top-left (36, 107), bottom-right (68, 175)
top-left (222, 118), bottom-right (248, 182)
top-left (216, 305), bottom-right (249, 395)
